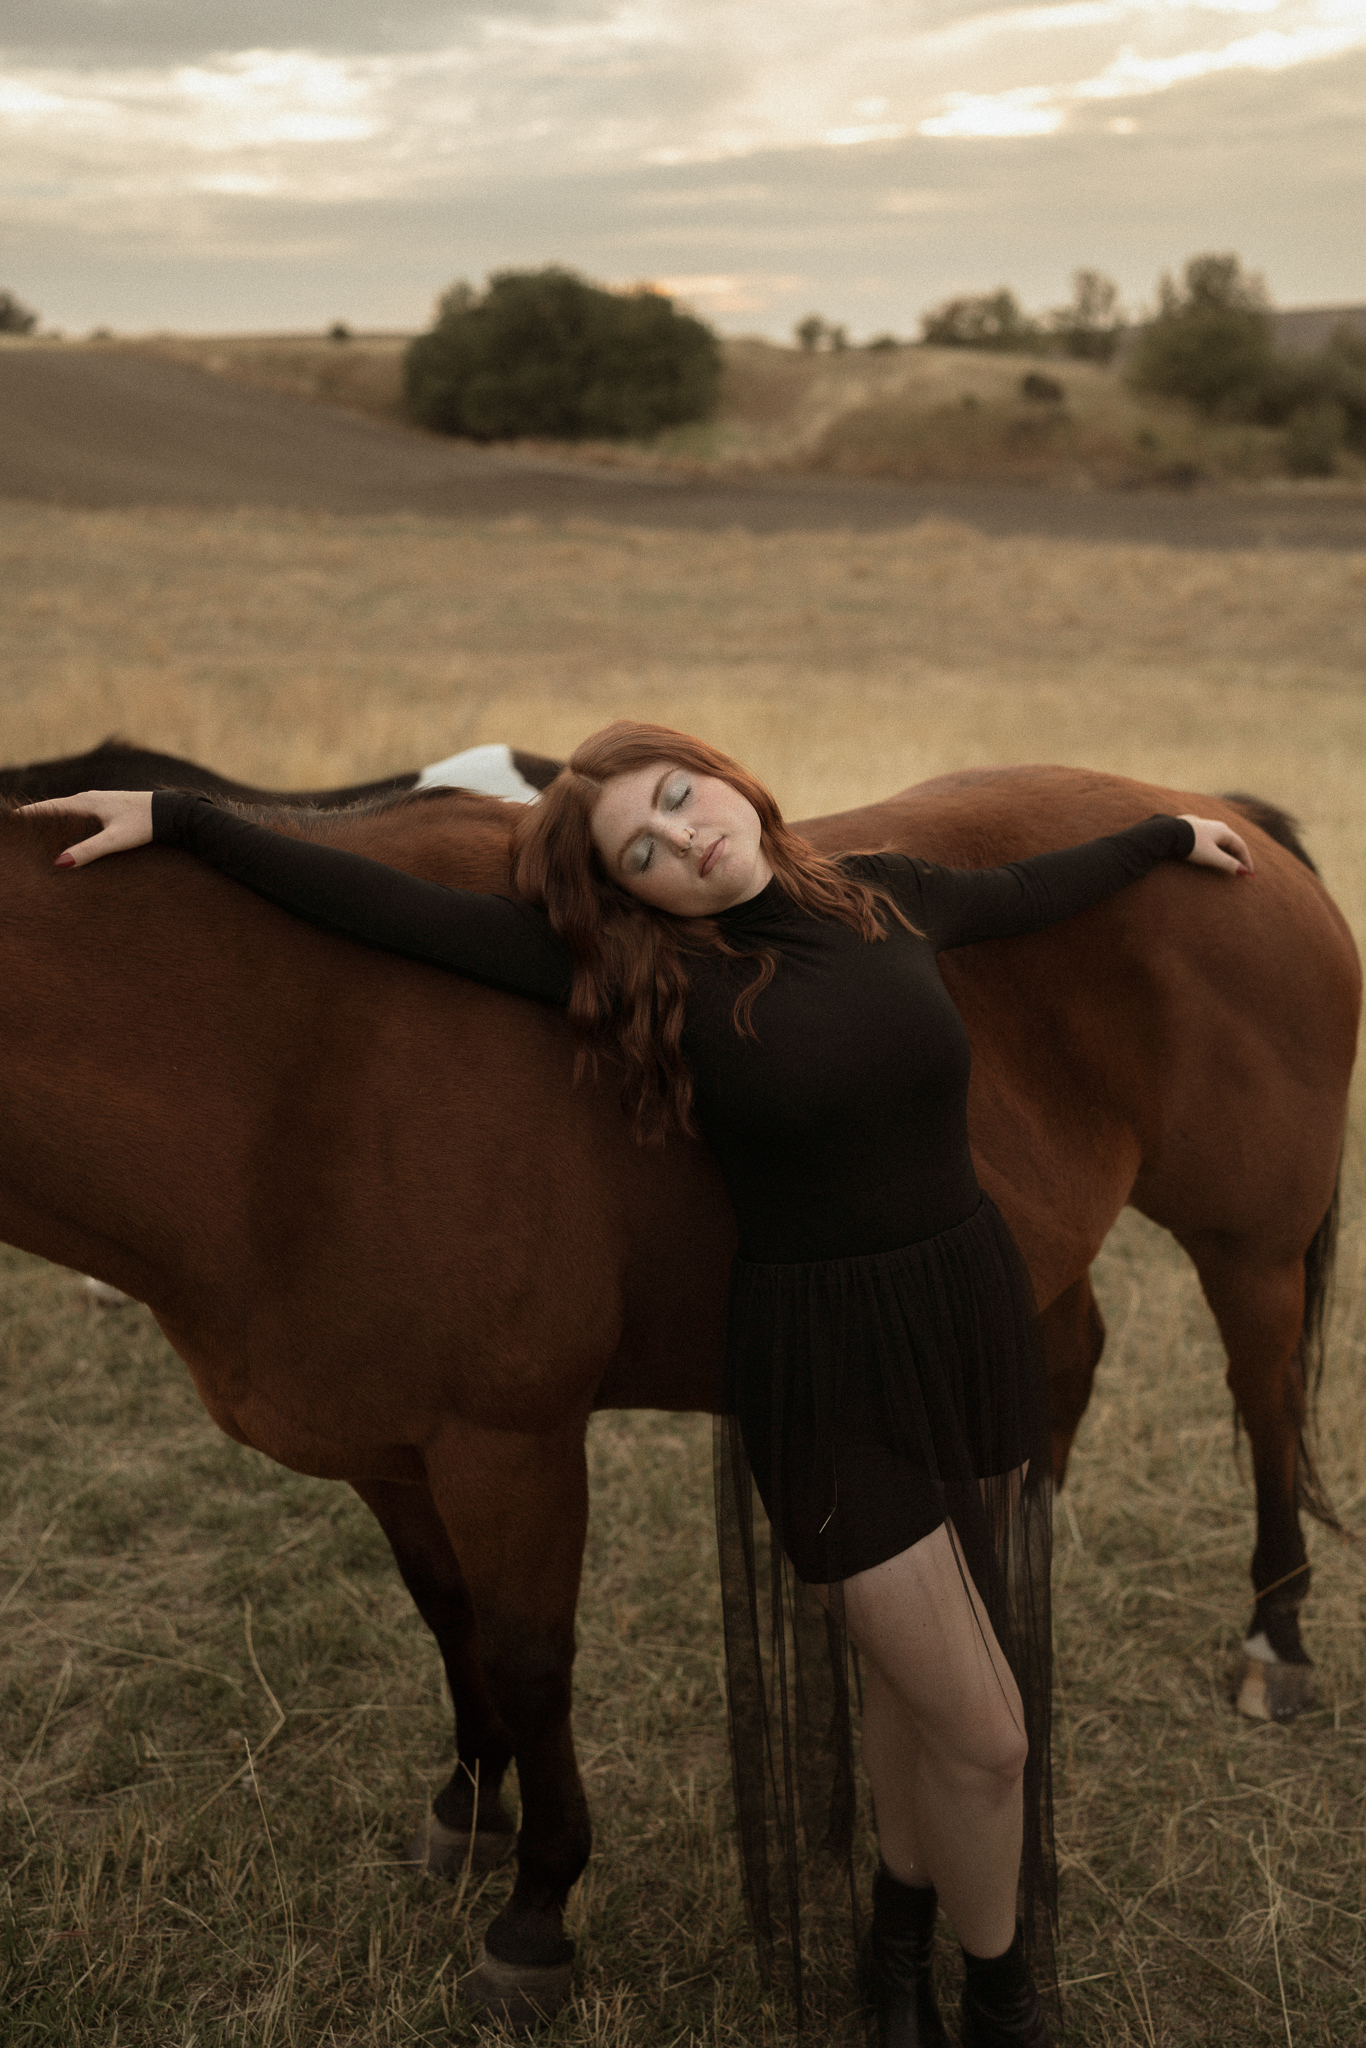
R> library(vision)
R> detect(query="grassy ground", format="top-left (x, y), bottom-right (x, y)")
top-left (95, 332), bottom-right (1366, 491)
top-left (2, 499), bottom-right (1364, 2043)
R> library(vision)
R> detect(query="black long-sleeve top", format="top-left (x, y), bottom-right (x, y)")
top-left (153, 792), bottom-right (1194, 1262)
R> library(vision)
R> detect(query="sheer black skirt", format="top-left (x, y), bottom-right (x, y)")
top-left (713, 1193), bottom-right (1057, 2032)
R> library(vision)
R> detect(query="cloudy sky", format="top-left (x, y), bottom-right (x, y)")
top-left (3, 0), bottom-right (1363, 338)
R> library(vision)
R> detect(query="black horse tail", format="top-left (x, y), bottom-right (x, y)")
top-left (1221, 790), bottom-right (1319, 875)
top-left (1296, 1173), bottom-right (1343, 1531)
top-left (1223, 790), bottom-right (1342, 1532)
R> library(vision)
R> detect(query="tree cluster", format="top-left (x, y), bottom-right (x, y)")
top-left (918, 272), bottom-right (1124, 363)
top-left (0, 289), bottom-right (38, 336)
top-left (794, 314), bottom-right (849, 353)
top-left (403, 268), bottom-right (721, 441)
top-left (1127, 254), bottom-right (1366, 473)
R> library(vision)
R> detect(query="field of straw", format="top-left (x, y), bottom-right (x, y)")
top-left (120, 332), bottom-right (1366, 490)
top-left (2, 497), bottom-right (1364, 2046)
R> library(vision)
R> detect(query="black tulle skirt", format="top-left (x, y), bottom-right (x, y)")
top-left (713, 1193), bottom-right (1057, 2034)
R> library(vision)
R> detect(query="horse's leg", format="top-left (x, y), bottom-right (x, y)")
top-left (1039, 1271), bottom-right (1107, 1487)
top-left (1181, 1237), bottom-right (1316, 1722)
top-left (349, 1477), bottom-right (517, 1875)
top-left (423, 1418), bottom-right (592, 2027)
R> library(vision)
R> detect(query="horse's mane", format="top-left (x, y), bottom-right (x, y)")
top-left (0, 783), bottom-right (521, 894)
top-left (200, 785), bottom-right (522, 890)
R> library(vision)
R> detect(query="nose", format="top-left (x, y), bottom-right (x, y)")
top-left (664, 821), bottom-right (696, 854)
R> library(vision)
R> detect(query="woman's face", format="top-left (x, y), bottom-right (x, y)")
top-left (591, 761), bottom-right (774, 917)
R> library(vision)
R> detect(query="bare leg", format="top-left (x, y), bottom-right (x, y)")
top-left (839, 1521), bottom-right (1026, 1960)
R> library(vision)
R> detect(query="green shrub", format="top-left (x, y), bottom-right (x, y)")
top-left (1283, 403), bottom-right (1346, 477)
top-left (1127, 253), bottom-right (1274, 416)
top-left (1255, 324), bottom-right (1366, 449)
top-left (920, 289), bottom-right (1044, 354)
top-left (0, 288), bottom-right (38, 335)
top-left (1020, 371), bottom-right (1066, 403)
top-left (404, 268), bottom-right (721, 441)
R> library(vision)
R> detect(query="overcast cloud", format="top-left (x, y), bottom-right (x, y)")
top-left (2, 0), bottom-right (1362, 334)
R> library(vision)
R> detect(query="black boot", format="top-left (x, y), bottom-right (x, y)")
top-left (960, 1926), bottom-right (1050, 2047)
top-left (861, 1865), bottom-right (948, 2048)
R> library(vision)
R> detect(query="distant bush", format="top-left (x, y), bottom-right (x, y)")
top-left (1283, 403), bottom-right (1346, 477)
top-left (1127, 254), bottom-right (1275, 416)
top-left (1049, 270), bottom-right (1123, 363)
top-left (794, 315), bottom-right (848, 353)
top-left (404, 268), bottom-right (721, 441)
top-left (1128, 254), bottom-right (1366, 472)
top-left (1255, 323), bottom-right (1366, 453)
top-left (1020, 371), bottom-right (1065, 403)
top-left (0, 289), bottom-right (38, 336)
top-left (920, 289), bottom-right (1044, 354)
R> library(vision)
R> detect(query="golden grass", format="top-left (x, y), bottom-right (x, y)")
top-left (103, 332), bottom-right (1366, 489)
top-left (5, 501), bottom-right (1366, 936)
top-left (2, 499), bottom-right (1364, 2043)
top-left (108, 333), bottom-right (411, 426)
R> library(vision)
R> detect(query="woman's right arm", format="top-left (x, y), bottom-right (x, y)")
top-left (24, 788), bottom-right (573, 1007)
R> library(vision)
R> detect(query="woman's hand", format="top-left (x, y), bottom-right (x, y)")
top-left (18, 791), bottom-right (155, 868)
top-left (1177, 813), bottom-right (1255, 876)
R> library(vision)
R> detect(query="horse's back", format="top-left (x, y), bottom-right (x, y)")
top-left (800, 765), bottom-right (1359, 1295)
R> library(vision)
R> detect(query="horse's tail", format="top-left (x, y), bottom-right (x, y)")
top-left (1295, 1168), bottom-right (1343, 1532)
top-left (1221, 791), bottom-right (1320, 875)
top-left (1222, 791), bottom-right (1343, 1531)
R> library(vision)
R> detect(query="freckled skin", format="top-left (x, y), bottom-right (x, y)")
top-left (589, 761), bottom-right (774, 917)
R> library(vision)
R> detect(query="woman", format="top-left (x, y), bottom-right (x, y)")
top-left (28, 725), bottom-right (1251, 2047)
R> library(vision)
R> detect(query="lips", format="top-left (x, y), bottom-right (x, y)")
top-left (699, 835), bottom-right (725, 878)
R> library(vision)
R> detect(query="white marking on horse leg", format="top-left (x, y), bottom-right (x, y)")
top-left (1236, 1634), bottom-right (1315, 1721)
top-left (84, 1276), bottom-right (132, 1307)
top-left (416, 743), bottom-right (538, 802)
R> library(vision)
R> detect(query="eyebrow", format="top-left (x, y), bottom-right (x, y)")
top-left (613, 768), bottom-right (677, 871)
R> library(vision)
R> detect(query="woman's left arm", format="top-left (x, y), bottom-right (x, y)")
top-left (907, 812), bottom-right (1253, 952)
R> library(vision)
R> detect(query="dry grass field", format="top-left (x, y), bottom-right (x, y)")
top-left (114, 332), bottom-right (1366, 491)
top-left (2, 497), bottom-right (1364, 2046)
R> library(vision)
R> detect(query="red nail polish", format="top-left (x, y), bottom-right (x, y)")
top-left (55, 851), bottom-right (75, 869)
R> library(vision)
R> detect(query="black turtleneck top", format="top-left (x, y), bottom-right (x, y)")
top-left (151, 793), bottom-right (1194, 1262)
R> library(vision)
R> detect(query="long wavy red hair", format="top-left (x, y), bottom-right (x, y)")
top-left (510, 721), bottom-right (913, 1140)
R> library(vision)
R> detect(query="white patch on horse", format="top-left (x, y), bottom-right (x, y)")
top-left (1242, 1630), bottom-right (1279, 1665)
top-left (417, 744), bottom-right (539, 803)
top-left (84, 1276), bottom-right (132, 1307)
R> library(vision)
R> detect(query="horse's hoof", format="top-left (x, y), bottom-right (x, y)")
top-left (84, 1275), bottom-right (132, 1307)
top-left (400, 1810), bottom-right (515, 1878)
top-left (1236, 1650), bottom-right (1315, 1722)
top-left (460, 1940), bottom-right (574, 2030)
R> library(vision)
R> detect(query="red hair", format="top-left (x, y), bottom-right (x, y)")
top-left (511, 721), bottom-right (914, 1141)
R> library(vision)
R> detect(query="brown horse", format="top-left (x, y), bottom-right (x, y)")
top-left (0, 767), bottom-right (1356, 2024)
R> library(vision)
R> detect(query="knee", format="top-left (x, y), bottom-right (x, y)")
top-left (981, 1723), bottom-right (1029, 1795)
top-left (940, 1716), bottom-right (1028, 1801)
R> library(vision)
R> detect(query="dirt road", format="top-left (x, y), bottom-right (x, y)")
top-left (5, 343), bottom-right (1365, 551)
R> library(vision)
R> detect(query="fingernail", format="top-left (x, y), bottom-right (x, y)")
top-left (55, 851), bottom-right (75, 868)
